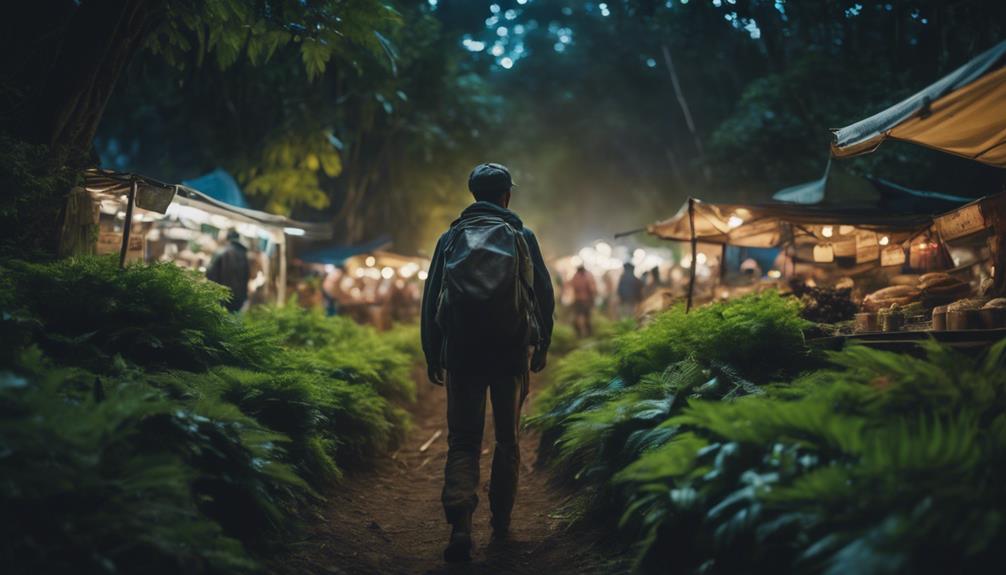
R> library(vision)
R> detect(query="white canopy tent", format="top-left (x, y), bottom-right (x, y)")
top-left (831, 40), bottom-right (1006, 167)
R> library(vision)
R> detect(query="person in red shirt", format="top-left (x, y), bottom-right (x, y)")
top-left (569, 265), bottom-right (597, 337)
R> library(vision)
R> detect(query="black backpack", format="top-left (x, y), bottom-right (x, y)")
top-left (434, 214), bottom-right (541, 355)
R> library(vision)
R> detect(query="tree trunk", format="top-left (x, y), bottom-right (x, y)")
top-left (8, 0), bottom-right (164, 255)
top-left (25, 0), bottom-right (161, 159)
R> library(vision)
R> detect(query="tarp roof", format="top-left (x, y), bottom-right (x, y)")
top-left (771, 160), bottom-right (974, 214)
top-left (181, 168), bottom-right (249, 209)
top-left (647, 198), bottom-right (934, 248)
top-left (84, 168), bottom-right (331, 240)
top-left (297, 235), bottom-right (393, 265)
top-left (831, 40), bottom-right (1006, 166)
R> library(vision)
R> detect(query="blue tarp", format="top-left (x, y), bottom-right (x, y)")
top-left (182, 168), bottom-right (249, 209)
top-left (773, 162), bottom-right (973, 214)
top-left (297, 235), bottom-right (393, 265)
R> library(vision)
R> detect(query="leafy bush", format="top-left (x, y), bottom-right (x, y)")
top-left (245, 304), bottom-right (417, 402)
top-left (1, 257), bottom-right (274, 371)
top-left (1, 256), bottom-right (423, 573)
top-left (615, 340), bottom-right (1006, 574)
top-left (530, 293), bottom-right (809, 471)
top-left (0, 351), bottom-right (302, 574)
top-left (614, 291), bottom-right (810, 383)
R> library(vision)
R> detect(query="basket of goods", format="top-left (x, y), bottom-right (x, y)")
top-left (877, 304), bottom-right (906, 332)
top-left (854, 312), bottom-right (877, 333)
top-left (931, 305), bottom-right (948, 331)
top-left (799, 286), bottom-right (858, 324)
top-left (980, 298), bottom-right (1006, 329)
top-left (918, 272), bottom-right (971, 308)
top-left (946, 298), bottom-right (988, 330)
top-left (862, 285), bottom-right (920, 312)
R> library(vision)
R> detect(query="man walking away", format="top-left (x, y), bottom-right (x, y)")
top-left (617, 261), bottom-right (643, 319)
top-left (569, 265), bottom-right (597, 337)
top-left (206, 229), bottom-right (250, 312)
top-left (421, 163), bottom-right (555, 562)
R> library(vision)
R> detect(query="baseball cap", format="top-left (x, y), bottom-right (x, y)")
top-left (468, 163), bottom-right (516, 196)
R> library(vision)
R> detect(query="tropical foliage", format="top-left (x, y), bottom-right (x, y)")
top-left (532, 292), bottom-right (1006, 574)
top-left (0, 256), bottom-right (421, 573)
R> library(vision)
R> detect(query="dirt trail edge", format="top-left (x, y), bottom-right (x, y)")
top-left (271, 372), bottom-right (631, 575)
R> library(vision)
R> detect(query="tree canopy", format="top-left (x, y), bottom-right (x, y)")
top-left (3, 1), bottom-right (1003, 256)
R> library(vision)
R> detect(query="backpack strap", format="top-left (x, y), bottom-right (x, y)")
top-left (511, 226), bottom-right (545, 350)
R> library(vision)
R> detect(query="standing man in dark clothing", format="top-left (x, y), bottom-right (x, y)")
top-left (206, 229), bottom-right (250, 313)
top-left (421, 163), bottom-right (555, 562)
top-left (617, 261), bottom-right (644, 318)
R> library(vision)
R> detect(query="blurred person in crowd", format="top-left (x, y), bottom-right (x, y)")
top-left (740, 258), bottom-right (763, 284)
top-left (422, 163), bottom-right (554, 562)
top-left (617, 261), bottom-right (643, 319)
top-left (322, 266), bottom-right (346, 316)
top-left (602, 269), bottom-right (619, 319)
top-left (568, 265), bottom-right (597, 337)
top-left (206, 229), bottom-right (250, 312)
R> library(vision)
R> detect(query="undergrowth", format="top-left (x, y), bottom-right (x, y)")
top-left (532, 289), bottom-right (1006, 574)
top-left (0, 256), bottom-right (422, 574)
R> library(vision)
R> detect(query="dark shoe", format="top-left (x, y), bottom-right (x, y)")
top-left (490, 515), bottom-right (510, 539)
top-left (443, 529), bottom-right (472, 563)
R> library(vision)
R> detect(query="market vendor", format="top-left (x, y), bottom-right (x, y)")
top-left (206, 229), bottom-right (250, 313)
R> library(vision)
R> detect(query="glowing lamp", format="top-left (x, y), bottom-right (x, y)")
top-left (821, 226), bottom-right (834, 238)
top-left (813, 244), bottom-right (835, 263)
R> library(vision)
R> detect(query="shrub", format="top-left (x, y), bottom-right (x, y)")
top-left (529, 292), bottom-right (809, 468)
top-left (0, 351), bottom-right (304, 574)
top-left (615, 340), bottom-right (1006, 574)
top-left (245, 305), bottom-right (417, 402)
top-left (1, 257), bottom-right (274, 371)
top-left (0, 256), bottom-right (424, 573)
top-left (614, 291), bottom-right (811, 383)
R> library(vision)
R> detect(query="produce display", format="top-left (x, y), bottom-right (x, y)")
top-left (985, 298), bottom-right (1006, 309)
top-left (796, 286), bottom-right (858, 324)
top-left (857, 272), bottom-right (985, 332)
top-left (861, 284), bottom-right (920, 312)
top-left (919, 272), bottom-right (972, 307)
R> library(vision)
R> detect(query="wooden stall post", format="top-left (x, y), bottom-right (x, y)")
top-left (118, 180), bottom-right (137, 269)
top-left (686, 197), bottom-right (697, 312)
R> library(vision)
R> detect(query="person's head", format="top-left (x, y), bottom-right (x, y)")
top-left (623, 262), bottom-right (634, 270)
top-left (226, 229), bottom-right (240, 242)
top-left (468, 163), bottom-right (514, 207)
top-left (576, 265), bottom-right (587, 274)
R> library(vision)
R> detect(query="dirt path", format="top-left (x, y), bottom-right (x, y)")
top-left (272, 374), bottom-right (630, 575)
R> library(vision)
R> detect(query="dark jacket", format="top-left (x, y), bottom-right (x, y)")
top-left (421, 201), bottom-right (555, 375)
top-left (207, 241), bottom-right (250, 312)
top-left (618, 268), bottom-right (644, 304)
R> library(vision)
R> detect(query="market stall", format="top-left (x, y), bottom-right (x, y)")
top-left (642, 186), bottom-right (1006, 342)
top-left (81, 168), bottom-right (330, 307)
top-left (647, 197), bottom-right (946, 312)
top-left (295, 241), bottom-right (429, 329)
top-left (831, 39), bottom-right (1006, 166)
top-left (813, 39), bottom-right (1006, 346)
